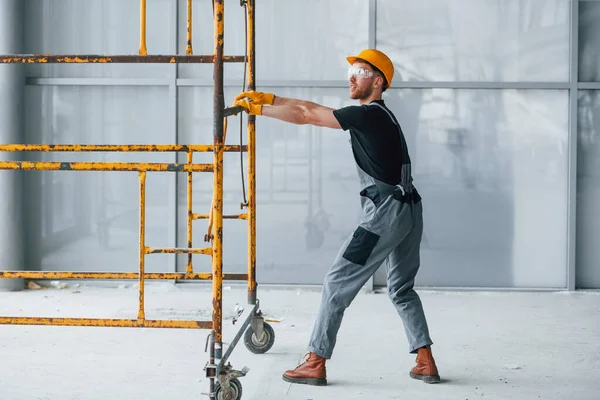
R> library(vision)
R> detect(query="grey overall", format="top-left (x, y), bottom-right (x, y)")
top-left (307, 103), bottom-right (433, 358)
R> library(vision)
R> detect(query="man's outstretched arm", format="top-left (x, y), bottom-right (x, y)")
top-left (263, 97), bottom-right (341, 129)
top-left (233, 91), bottom-right (342, 129)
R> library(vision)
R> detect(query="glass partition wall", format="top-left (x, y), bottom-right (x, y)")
top-left (19, 0), bottom-right (599, 289)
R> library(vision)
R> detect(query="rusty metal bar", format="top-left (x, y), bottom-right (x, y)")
top-left (216, 302), bottom-right (258, 374)
top-left (0, 55), bottom-right (246, 64)
top-left (0, 317), bottom-right (212, 329)
top-left (147, 247), bottom-right (212, 255)
top-left (208, 331), bottom-right (216, 395)
top-left (0, 161), bottom-right (213, 172)
top-left (186, 0), bottom-right (193, 55)
top-left (212, 0), bottom-right (225, 355)
top-left (138, 171), bottom-right (146, 320)
top-left (140, 0), bottom-right (148, 55)
top-left (224, 105), bottom-right (245, 118)
top-left (0, 271), bottom-right (248, 280)
top-left (187, 150), bottom-right (194, 274)
top-left (0, 144), bottom-right (247, 152)
top-left (193, 213), bottom-right (247, 220)
top-left (247, 0), bottom-right (258, 305)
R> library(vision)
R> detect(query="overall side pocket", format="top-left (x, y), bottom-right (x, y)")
top-left (342, 226), bottom-right (380, 266)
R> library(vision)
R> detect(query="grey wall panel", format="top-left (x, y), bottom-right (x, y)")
top-left (376, 0), bottom-right (570, 82)
top-left (176, 85), bottom-right (569, 288)
top-left (177, 0), bottom-right (369, 80)
top-left (13, 0), bottom-right (590, 289)
top-left (0, 0), bottom-right (24, 291)
top-left (579, 1), bottom-right (600, 82)
top-left (24, 0), bottom-right (175, 78)
top-left (576, 2), bottom-right (600, 288)
top-left (176, 86), bottom-right (361, 284)
top-left (381, 88), bottom-right (569, 288)
top-left (24, 86), bottom-right (175, 274)
top-left (576, 90), bottom-right (600, 288)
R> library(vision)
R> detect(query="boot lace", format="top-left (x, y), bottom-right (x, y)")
top-left (295, 352), bottom-right (311, 368)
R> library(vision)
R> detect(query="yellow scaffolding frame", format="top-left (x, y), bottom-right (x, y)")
top-left (0, 1), bottom-right (267, 398)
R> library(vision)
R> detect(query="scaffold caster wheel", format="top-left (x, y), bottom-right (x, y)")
top-left (214, 377), bottom-right (243, 400)
top-left (243, 321), bottom-right (275, 354)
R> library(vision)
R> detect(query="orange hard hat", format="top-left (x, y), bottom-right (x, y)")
top-left (346, 49), bottom-right (394, 88)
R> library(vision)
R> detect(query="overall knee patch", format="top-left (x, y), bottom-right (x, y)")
top-left (342, 226), bottom-right (380, 266)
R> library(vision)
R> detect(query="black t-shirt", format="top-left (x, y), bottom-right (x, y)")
top-left (333, 100), bottom-right (411, 186)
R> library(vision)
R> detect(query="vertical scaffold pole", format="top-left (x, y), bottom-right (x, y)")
top-left (139, 0), bottom-right (147, 55)
top-left (186, 0), bottom-right (193, 54)
top-left (212, 0), bottom-right (225, 361)
top-left (246, 0), bottom-right (257, 305)
top-left (138, 171), bottom-right (147, 320)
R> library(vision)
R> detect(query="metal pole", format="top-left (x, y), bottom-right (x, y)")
top-left (139, 0), bottom-right (148, 55)
top-left (138, 171), bottom-right (147, 320)
top-left (186, 0), bottom-right (193, 54)
top-left (567, 0), bottom-right (580, 290)
top-left (186, 150), bottom-right (194, 273)
top-left (212, 0), bottom-right (225, 360)
top-left (246, 0), bottom-right (257, 305)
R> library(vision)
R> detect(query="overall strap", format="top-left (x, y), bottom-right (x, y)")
top-left (369, 102), bottom-right (402, 131)
top-left (368, 102), bottom-right (413, 196)
top-left (369, 102), bottom-right (418, 228)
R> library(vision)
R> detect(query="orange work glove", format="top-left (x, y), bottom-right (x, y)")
top-left (234, 90), bottom-right (275, 105)
top-left (233, 99), bottom-right (262, 115)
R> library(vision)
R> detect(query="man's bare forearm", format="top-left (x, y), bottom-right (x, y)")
top-left (261, 103), bottom-right (307, 125)
top-left (272, 96), bottom-right (310, 107)
top-left (260, 96), bottom-right (341, 129)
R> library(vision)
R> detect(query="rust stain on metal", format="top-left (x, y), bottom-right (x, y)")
top-left (0, 55), bottom-right (246, 64)
top-left (223, 56), bottom-right (245, 62)
top-left (186, 0), bottom-right (193, 55)
top-left (0, 161), bottom-right (213, 173)
top-left (193, 213), bottom-right (247, 220)
top-left (212, 295), bottom-right (223, 343)
top-left (0, 271), bottom-right (247, 280)
top-left (0, 144), bottom-right (246, 153)
top-left (246, 0), bottom-right (258, 304)
top-left (138, 171), bottom-right (147, 320)
top-left (248, 119), bottom-right (258, 298)
top-left (212, 0), bottom-right (225, 338)
top-left (187, 150), bottom-right (194, 274)
top-left (0, 317), bottom-right (212, 329)
top-left (223, 105), bottom-right (246, 118)
top-left (146, 247), bottom-right (212, 255)
top-left (247, 0), bottom-right (256, 88)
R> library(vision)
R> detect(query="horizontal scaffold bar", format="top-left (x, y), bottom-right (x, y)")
top-left (0, 55), bottom-right (246, 64)
top-left (0, 144), bottom-right (247, 153)
top-left (224, 105), bottom-right (245, 118)
top-left (0, 271), bottom-right (249, 281)
top-left (146, 247), bottom-right (212, 255)
top-left (193, 213), bottom-right (248, 220)
top-left (0, 317), bottom-right (212, 329)
top-left (0, 161), bottom-right (213, 172)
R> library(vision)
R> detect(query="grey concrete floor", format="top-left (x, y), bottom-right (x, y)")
top-left (0, 283), bottom-right (598, 400)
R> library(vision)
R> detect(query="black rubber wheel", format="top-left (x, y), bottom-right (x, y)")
top-left (214, 377), bottom-right (243, 400)
top-left (243, 321), bottom-right (275, 354)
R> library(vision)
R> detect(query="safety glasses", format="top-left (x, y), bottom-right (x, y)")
top-left (347, 66), bottom-right (375, 80)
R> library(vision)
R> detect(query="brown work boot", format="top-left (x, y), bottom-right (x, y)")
top-left (282, 352), bottom-right (327, 386)
top-left (410, 347), bottom-right (441, 384)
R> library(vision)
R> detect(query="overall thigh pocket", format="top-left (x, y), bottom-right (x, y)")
top-left (342, 226), bottom-right (380, 266)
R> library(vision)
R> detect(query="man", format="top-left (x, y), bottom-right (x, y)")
top-left (233, 49), bottom-right (440, 386)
